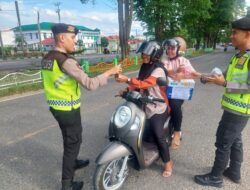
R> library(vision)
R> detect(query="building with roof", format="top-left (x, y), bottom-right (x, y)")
top-left (0, 28), bottom-right (15, 46)
top-left (41, 38), bottom-right (55, 51)
top-left (106, 35), bottom-right (119, 53)
top-left (13, 22), bottom-right (101, 52)
top-left (105, 35), bottom-right (144, 53)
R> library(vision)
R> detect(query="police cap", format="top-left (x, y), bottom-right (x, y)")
top-left (51, 23), bottom-right (79, 35)
top-left (232, 17), bottom-right (250, 31)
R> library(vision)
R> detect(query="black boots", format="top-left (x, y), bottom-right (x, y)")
top-left (223, 168), bottom-right (241, 184)
top-left (194, 173), bottom-right (223, 188)
top-left (61, 180), bottom-right (83, 190)
top-left (61, 159), bottom-right (88, 189)
top-left (74, 159), bottom-right (89, 170)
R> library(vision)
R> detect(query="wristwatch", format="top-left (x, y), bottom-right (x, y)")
top-left (223, 81), bottom-right (227, 87)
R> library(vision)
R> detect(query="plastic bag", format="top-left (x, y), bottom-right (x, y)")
top-left (211, 67), bottom-right (222, 75)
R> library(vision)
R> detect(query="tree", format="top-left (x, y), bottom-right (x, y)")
top-left (181, 0), bottom-right (211, 49)
top-left (181, 0), bottom-right (246, 49)
top-left (134, 0), bottom-right (246, 49)
top-left (118, 0), bottom-right (133, 59)
top-left (196, 0), bottom-right (245, 49)
top-left (80, 0), bottom-right (133, 59)
top-left (101, 37), bottom-right (109, 47)
top-left (80, 0), bottom-right (95, 4)
top-left (134, 0), bottom-right (183, 41)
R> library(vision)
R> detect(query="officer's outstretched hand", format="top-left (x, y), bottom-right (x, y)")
top-left (104, 64), bottom-right (122, 77)
top-left (115, 73), bottom-right (129, 83)
top-left (200, 74), bottom-right (225, 86)
top-left (190, 71), bottom-right (202, 79)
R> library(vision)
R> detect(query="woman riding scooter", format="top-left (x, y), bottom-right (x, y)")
top-left (116, 40), bottom-right (173, 177)
top-left (162, 37), bottom-right (201, 149)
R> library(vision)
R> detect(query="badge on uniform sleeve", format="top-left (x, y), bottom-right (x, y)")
top-left (42, 60), bottom-right (53, 71)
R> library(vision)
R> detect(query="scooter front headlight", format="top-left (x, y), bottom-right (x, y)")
top-left (114, 106), bottom-right (132, 128)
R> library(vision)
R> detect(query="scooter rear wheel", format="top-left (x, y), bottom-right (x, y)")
top-left (93, 157), bottom-right (129, 190)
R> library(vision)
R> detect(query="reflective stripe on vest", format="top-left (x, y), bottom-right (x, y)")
top-left (54, 74), bottom-right (69, 89)
top-left (222, 95), bottom-right (250, 109)
top-left (47, 99), bottom-right (81, 107)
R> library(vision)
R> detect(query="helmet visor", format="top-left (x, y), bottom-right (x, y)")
top-left (136, 41), bottom-right (160, 56)
top-left (163, 39), bottom-right (179, 48)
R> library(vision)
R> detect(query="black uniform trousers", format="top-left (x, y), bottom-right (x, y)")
top-left (149, 109), bottom-right (170, 163)
top-left (50, 107), bottom-right (82, 181)
top-left (169, 99), bottom-right (184, 132)
top-left (211, 110), bottom-right (249, 178)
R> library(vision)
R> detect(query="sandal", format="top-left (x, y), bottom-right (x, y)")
top-left (162, 160), bottom-right (173, 178)
top-left (171, 132), bottom-right (181, 149)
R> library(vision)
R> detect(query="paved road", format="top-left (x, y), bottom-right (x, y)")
top-left (0, 50), bottom-right (249, 190)
top-left (0, 53), bottom-right (119, 71)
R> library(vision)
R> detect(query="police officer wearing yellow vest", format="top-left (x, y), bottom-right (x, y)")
top-left (194, 16), bottom-right (250, 188)
top-left (41, 23), bottom-right (122, 190)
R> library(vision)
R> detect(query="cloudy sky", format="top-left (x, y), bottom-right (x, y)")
top-left (1, 0), bottom-right (250, 36)
top-left (0, 0), bottom-right (145, 36)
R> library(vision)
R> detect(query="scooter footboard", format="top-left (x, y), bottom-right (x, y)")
top-left (96, 142), bottom-right (132, 165)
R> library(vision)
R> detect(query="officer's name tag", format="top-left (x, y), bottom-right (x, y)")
top-left (42, 60), bottom-right (53, 71)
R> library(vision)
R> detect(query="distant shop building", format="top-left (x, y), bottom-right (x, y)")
top-left (13, 22), bottom-right (101, 53)
top-left (128, 38), bottom-right (144, 51)
top-left (105, 35), bottom-right (144, 53)
top-left (106, 35), bottom-right (119, 53)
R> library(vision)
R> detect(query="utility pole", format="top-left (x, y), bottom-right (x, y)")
top-left (0, 30), bottom-right (4, 59)
top-left (55, 2), bottom-right (61, 23)
top-left (0, 7), bottom-right (4, 59)
top-left (15, 0), bottom-right (25, 53)
top-left (37, 10), bottom-right (42, 51)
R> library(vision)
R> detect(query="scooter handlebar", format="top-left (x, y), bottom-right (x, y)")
top-left (140, 96), bottom-right (165, 104)
top-left (118, 91), bottom-right (165, 104)
top-left (152, 97), bottom-right (165, 103)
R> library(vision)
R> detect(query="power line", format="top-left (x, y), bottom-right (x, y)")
top-left (54, 2), bottom-right (61, 23)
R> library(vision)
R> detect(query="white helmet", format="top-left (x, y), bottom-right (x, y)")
top-left (162, 36), bottom-right (187, 56)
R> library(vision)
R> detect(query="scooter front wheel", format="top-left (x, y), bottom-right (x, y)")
top-left (93, 157), bottom-right (129, 190)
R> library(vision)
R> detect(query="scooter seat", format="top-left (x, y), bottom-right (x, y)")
top-left (142, 141), bottom-right (159, 167)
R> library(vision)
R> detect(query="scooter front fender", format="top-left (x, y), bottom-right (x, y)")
top-left (96, 142), bottom-right (132, 165)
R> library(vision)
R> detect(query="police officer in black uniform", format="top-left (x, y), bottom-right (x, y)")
top-left (41, 23), bottom-right (121, 190)
top-left (194, 16), bottom-right (250, 188)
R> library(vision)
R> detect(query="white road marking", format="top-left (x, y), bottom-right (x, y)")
top-left (4, 102), bottom-right (110, 146)
top-left (6, 124), bottom-right (57, 146)
top-left (0, 90), bottom-right (44, 103)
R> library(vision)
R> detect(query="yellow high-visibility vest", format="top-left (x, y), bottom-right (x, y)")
top-left (41, 51), bottom-right (81, 111)
top-left (221, 53), bottom-right (250, 115)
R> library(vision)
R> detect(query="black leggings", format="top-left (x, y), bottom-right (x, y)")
top-left (169, 99), bottom-right (184, 132)
top-left (149, 110), bottom-right (170, 163)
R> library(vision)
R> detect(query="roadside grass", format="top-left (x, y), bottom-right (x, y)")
top-left (0, 82), bottom-right (43, 98)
